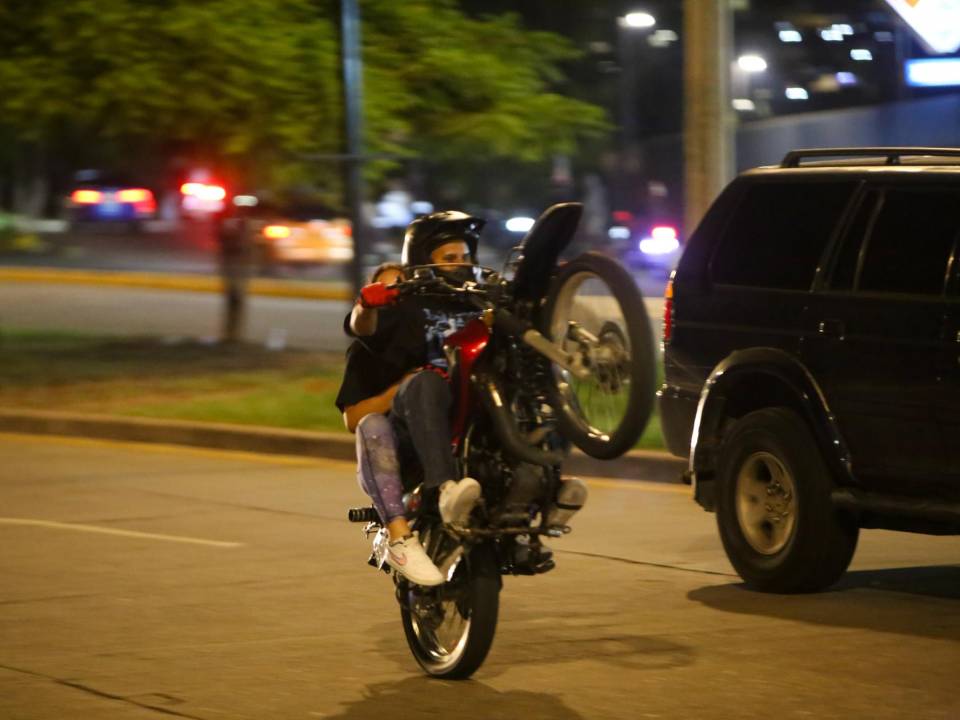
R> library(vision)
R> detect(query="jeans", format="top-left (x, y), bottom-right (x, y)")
top-left (390, 369), bottom-right (456, 490)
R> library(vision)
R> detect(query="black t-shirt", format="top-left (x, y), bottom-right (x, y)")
top-left (334, 296), bottom-right (479, 412)
top-left (334, 339), bottom-right (400, 412)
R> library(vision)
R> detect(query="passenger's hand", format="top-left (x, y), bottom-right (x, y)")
top-left (359, 282), bottom-right (400, 308)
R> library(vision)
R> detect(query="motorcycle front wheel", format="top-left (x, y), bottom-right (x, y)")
top-left (540, 251), bottom-right (656, 459)
top-left (400, 533), bottom-right (500, 680)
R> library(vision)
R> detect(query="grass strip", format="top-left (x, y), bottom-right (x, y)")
top-left (0, 329), bottom-right (664, 448)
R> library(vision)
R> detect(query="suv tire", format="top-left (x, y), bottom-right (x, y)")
top-left (716, 407), bottom-right (859, 593)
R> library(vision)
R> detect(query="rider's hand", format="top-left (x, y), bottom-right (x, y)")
top-left (359, 282), bottom-right (400, 308)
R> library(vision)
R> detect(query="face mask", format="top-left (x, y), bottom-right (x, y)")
top-left (438, 265), bottom-right (475, 287)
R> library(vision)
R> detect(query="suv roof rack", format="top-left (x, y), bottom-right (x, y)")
top-left (780, 147), bottom-right (960, 168)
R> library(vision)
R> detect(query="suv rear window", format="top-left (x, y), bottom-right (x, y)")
top-left (710, 181), bottom-right (856, 290)
top-left (856, 188), bottom-right (959, 296)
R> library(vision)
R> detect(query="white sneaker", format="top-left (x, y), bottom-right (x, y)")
top-left (386, 535), bottom-right (444, 586)
top-left (438, 478), bottom-right (481, 525)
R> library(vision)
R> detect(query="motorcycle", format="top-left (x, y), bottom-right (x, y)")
top-left (347, 203), bottom-right (656, 679)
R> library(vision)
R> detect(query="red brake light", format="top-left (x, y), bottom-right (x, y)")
top-left (72, 189), bottom-right (102, 204)
top-left (181, 182), bottom-right (225, 200)
top-left (117, 188), bottom-right (151, 203)
top-left (203, 184), bottom-right (226, 201)
top-left (663, 279), bottom-right (674, 345)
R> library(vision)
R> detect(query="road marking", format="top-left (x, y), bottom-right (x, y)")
top-left (0, 518), bottom-right (244, 548)
top-left (0, 432), bottom-right (355, 469)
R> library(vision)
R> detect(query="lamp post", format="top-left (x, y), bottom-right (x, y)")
top-left (616, 11), bottom-right (657, 212)
top-left (341, 0), bottom-right (366, 297)
top-left (683, 0), bottom-right (734, 234)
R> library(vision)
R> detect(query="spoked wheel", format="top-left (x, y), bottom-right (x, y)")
top-left (400, 526), bottom-right (500, 679)
top-left (539, 252), bottom-right (656, 459)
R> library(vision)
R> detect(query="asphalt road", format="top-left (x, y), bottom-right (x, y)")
top-left (2, 434), bottom-right (958, 719)
top-left (0, 281), bottom-right (355, 352)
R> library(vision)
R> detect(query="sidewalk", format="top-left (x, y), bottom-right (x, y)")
top-left (0, 408), bottom-right (688, 484)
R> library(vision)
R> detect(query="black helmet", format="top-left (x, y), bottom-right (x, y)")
top-left (401, 210), bottom-right (485, 267)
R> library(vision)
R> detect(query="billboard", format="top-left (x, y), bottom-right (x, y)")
top-left (885, 0), bottom-right (960, 54)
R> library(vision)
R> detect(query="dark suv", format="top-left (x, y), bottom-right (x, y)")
top-left (660, 147), bottom-right (960, 593)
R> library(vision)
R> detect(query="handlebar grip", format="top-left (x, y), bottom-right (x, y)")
top-left (347, 507), bottom-right (380, 523)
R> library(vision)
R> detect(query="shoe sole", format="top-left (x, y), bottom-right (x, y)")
top-left (440, 484), bottom-right (481, 526)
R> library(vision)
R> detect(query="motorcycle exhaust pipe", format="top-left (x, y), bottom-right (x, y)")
top-left (478, 374), bottom-right (566, 468)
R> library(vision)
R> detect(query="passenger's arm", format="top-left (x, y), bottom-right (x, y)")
top-left (343, 381), bottom-right (403, 433)
top-left (349, 283), bottom-right (399, 337)
top-left (349, 302), bottom-right (379, 337)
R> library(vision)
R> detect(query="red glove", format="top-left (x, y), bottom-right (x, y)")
top-left (359, 282), bottom-right (399, 308)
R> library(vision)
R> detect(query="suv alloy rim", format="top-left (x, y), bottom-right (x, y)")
top-left (735, 451), bottom-right (798, 555)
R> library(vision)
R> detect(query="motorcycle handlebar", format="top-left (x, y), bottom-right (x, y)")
top-left (388, 264), bottom-right (495, 301)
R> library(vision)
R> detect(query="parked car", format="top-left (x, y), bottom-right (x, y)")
top-left (254, 204), bottom-right (353, 272)
top-left (65, 170), bottom-right (157, 231)
top-left (659, 147), bottom-right (960, 593)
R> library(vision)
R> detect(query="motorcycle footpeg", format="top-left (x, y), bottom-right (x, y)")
top-left (532, 558), bottom-right (556, 574)
top-left (348, 507), bottom-right (379, 523)
top-left (367, 552), bottom-right (391, 574)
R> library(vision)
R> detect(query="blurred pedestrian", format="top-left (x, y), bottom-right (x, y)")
top-left (215, 196), bottom-right (256, 344)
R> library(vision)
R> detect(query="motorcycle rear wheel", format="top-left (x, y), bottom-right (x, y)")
top-left (400, 536), bottom-right (500, 680)
top-left (540, 252), bottom-right (656, 459)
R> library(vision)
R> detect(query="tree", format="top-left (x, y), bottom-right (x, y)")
top-left (0, 0), bottom-right (607, 210)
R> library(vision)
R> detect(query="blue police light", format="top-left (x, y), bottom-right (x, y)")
top-left (639, 225), bottom-right (680, 255)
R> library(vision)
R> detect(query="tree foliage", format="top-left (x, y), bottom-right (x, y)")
top-left (0, 0), bottom-right (606, 200)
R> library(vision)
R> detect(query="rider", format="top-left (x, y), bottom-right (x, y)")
top-left (339, 212), bottom-right (486, 582)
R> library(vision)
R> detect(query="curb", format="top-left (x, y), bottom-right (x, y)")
top-left (0, 408), bottom-right (687, 484)
top-left (0, 267), bottom-right (352, 302)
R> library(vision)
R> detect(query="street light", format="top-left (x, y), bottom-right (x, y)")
top-left (737, 54), bottom-right (768, 73)
top-left (616, 11), bottom-right (658, 213)
top-left (622, 11), bottom-right (656, 29)
top-left (732, 55), bottom-right (768, 117)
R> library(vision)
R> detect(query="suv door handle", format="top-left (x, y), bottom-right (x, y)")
top-left (818, 319), bottom-right (845, 338)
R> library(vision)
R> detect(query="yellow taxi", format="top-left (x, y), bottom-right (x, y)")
top-left (255, 208), bottom-right (354, 268)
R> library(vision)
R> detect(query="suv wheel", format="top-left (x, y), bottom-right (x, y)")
top-left (716, 407), bottom-right (859, 593)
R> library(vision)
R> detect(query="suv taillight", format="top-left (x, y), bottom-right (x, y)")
top-left (663, 278), bottom-right (674, 345)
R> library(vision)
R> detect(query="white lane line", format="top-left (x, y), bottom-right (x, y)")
top-left (0, 518), bottom-right (244, 548)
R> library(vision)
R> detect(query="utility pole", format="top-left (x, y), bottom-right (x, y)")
top-left (683, 0), bottom-right (734, 235)
top-left (341, 0), bottom-right (366, 297)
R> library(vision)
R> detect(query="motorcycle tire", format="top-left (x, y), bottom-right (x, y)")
top-left (400, 540), bottom-right (500, 680)
top-left (539, 251), bottom-right (656, 459)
